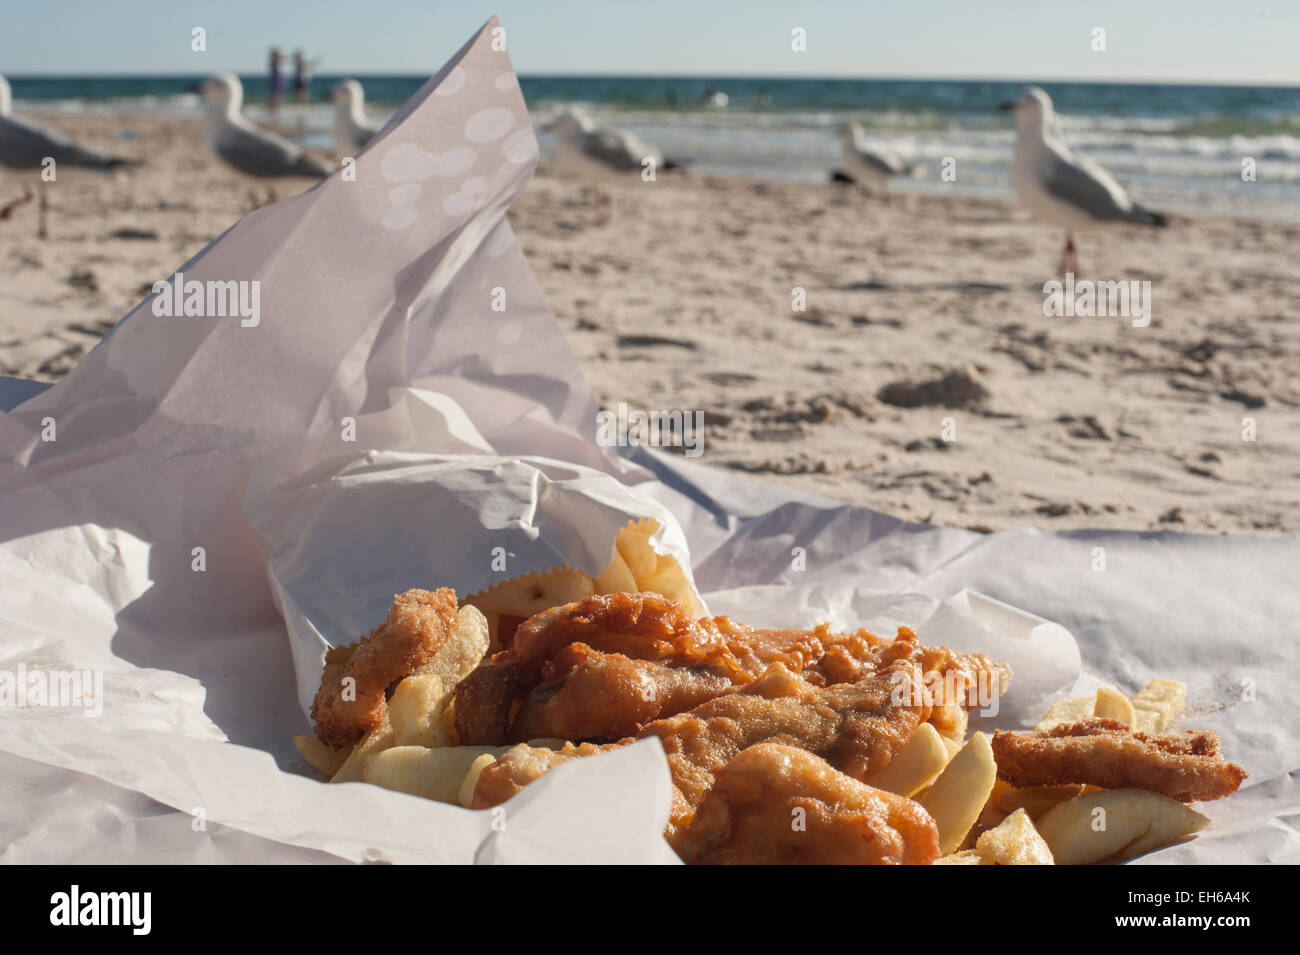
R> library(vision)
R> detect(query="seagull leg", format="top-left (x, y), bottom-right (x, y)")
top-left (1058, 233), bottom-right (1078, 277)
top-left (37, 180), bottom-right (49, 240)
top-left (0, 186), bottom-right (34, 223)
top-left (593, 186), bottom-right (614, 227)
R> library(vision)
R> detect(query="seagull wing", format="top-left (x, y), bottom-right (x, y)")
top-left (581, 126), bottom-right (656, 171)
top-left (216, 121), bottom-right (332, 178)
top-left (0, 114), bottom-right (123, 170)
top-left (1040, 143), bottom-right (1143, 224)
top-left (350, 116), bottom-right (383, 150)
top-left (850, 141), bottom-right (907, 176)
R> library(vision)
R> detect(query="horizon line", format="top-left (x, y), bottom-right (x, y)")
top-left (4, 70), bottom-right (1297, 89)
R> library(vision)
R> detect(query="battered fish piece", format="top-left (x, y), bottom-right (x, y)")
top-left (472, 740), bottom-right (616, 809)
top-left (511, 592), bottom-right (761, 679)
top-left (457, 593), bottom-right (833, 744)
top-left (450, 654), bottom-right (532, 746)
top-left (991, 718), bottom-right (1247, 802)
top-left (311, 588), bottom-right (459, 748)
top-left (509, 643), bottom-right (734, 743)
top-left (677, 743), bottom-right (941, 865)
top-left (647, 657), bottom-right (929, 836)
top-left (474, 657), bottom-right (932, 846)
top-left (456, 593), bottom-right (1005, 746)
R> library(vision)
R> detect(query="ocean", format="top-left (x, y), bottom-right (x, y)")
top-left (7, 74), bottom-right (1300, 220)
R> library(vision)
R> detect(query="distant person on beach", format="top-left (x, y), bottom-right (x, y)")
top-left (293, 51), bottom-right (315, 105)
top-left (268, 48), bottom-right (285, 112)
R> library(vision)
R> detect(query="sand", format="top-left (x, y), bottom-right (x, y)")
top-left (2, 114), bottom-right (1297, 534)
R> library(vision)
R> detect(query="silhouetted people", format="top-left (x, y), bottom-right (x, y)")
top-left (293, 51), bottom-right (313, 104)
top-left (268, 48), bottom-right (285, 113)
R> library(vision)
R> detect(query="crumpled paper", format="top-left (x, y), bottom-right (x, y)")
top-left (248, 450), bottom-right (705, 719)
top-left (2, 17), bottom-right (1296, 865)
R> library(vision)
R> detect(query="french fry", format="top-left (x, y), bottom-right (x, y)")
top-left (330, 716), bottom-right (395, 783)
top-left (458, 752), bottom-right (500, 808)
top-left (1095, 686), bottom-right (1134, 726)
top-left (918, 731), bottom-right (998, 855)
top-left (616, 527), bottom-right (659, 580)
top-left (975, 808), bottom-right (1055, 865)
top-left (389, 673), bottom-right (448, 747)
top-left (465, 568), bottom-right (595, 621)
top-left (413, 604), bottom-right (490, 690)
top-left (1035, 788), bottom-right (1209, 864)
top-left (1036, 694), bottom-right (1095, 731)
top-left (362, 745), bottom-right (509, 804)
top-left (441, 697), bottom-right (459, 746)
top-left (865, 724), bottom-right (951, 797)
top-left (480, 610), bottom-right (501, 649)
top-left (294, 735), bottom-right (352, 777)
top-left (1129, 679), bottom-right (1187, 734)
top-left (636, 564), bottom-right (692, 606)
top-left (594, 548), bottom-right (638, 595)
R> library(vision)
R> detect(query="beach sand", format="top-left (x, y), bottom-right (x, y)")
top-left (3, 114), bottom-right (1297, 534)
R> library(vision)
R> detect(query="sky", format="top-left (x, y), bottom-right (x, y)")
top-left (1, 0), bottom-right (1297, 84)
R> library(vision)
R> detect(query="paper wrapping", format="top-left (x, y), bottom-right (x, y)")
top-left (1, 18), bottom-right (1296, 865)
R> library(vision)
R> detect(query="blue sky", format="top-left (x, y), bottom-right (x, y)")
top-left (2, 0), bottom-right (1297, 83)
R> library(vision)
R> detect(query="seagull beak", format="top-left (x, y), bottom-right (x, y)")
top-left (997, 101), bottom-right (1016, 112)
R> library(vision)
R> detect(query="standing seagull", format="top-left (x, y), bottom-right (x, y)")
top-left (1002, 86), bottom-right (1166, 274)
top-left (0, 73), bottom-right (139, 238)
top-left (542, 108), bottom-right (662, 225)
top-left (194, 73), bottom-right (332, 206)
top-left (837, 121), bottom-right (911, 193)
top-left (330, 79), bottom-right (382, 155)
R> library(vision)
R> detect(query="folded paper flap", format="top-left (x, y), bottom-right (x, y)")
top-left (246, 451), bottom-right (706, 717)
top-left (4, 16), bottom-right (549, 474)
top-left (473, 739), bottom-right (678, 865)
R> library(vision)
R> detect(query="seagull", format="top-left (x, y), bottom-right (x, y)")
top-left (1001, 86), bottom-right (1166, 274)
top-left (0, 73), bottom-right (139, 238)
top-left (837, 121), bottom-right (912, 193)
top-left (330, 79), bottom-right (382, 155)
top-left (194, 73), bottom-right (332, 206)
top-left (541, 108), bottom-right (662, 225)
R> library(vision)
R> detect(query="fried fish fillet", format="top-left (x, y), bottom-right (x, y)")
top-left (991, 718), bottom-right (1247, 802)
top-left (509, 643), bottom-right (734, 743)
top-left (456, 592), bottom-right (1007, 745)
top-left (457, 593), bottom-right (855, 744)
top-left (474, 656), bottom-right (932, 847)
top-left (676, 743), bottom-right (941, 865)
top-left (311, 588), bottom-right (459, 748)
